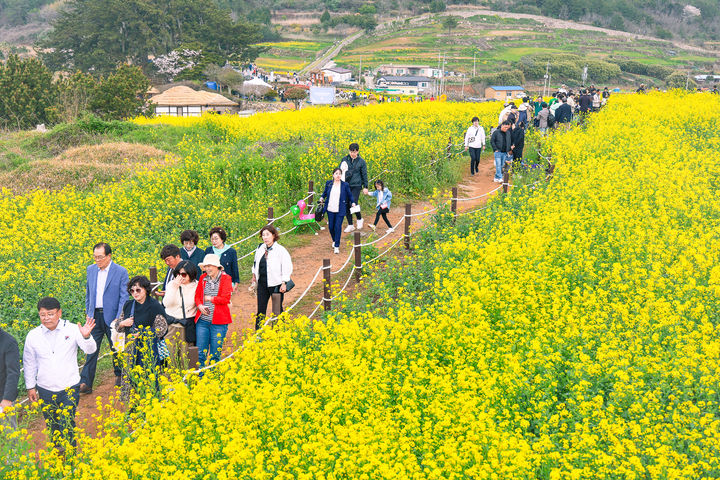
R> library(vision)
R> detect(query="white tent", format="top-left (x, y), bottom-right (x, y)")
top-left (241, 77), bottom-right (273, 96)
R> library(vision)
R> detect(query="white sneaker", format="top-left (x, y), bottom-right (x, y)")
top-left (334, 247), bottom-right (340, 254)
top-left (387, 227), bottom-right (395, 233)
top-left (493, 178), bottom-right (503, 183)
top-left (344, 224), bottom-right (356, 233)
top-left (357, 219), bottom-right (364, 229)
top-left (369, 224), bottom-right (376, 232)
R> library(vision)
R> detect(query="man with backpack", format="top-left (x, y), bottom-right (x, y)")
top-left (338, 143), bottom-right (369, 232)
top-left (491, 120), bottom-right (513, 183)
top-left (555, 97), bottom-right (573, 124)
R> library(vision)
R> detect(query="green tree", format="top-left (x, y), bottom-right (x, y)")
top-left (358, 4), bottom-right (376, 14)
top-left (55, 71), bottom-right (96, 123)
top-left (0, 55), bottom-right (56, 129)
top-left (89, 65), bottom-right (150, 119)
top-left (41, 0), bottom-right (262, 74)
top-left (284, 87), bottom-right (307, 109)
top-left (321, 9), bottom-right (331, 23)
top-left (429, 0), bottom-right (446, 13)
top-left (666, 71), bottom-right (697, 90)
top-left (442, 16), bottom-right (458, 34)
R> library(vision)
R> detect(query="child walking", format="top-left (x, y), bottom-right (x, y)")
top-left (366, 180), bottom-right (394, 233)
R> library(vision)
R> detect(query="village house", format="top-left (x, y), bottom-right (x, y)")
top-left (484, 85), bottom-right (525, 101)
top-left (375, 75), bottom-right (435, 95)
top-left (377, 64), bottom-right (442, 78)
top-left (149, 86), bottom-right (239, 116)
top-left (321, 67), bottom-right (353, 83)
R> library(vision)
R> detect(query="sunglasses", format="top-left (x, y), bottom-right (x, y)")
top-left (130, 287), bottom-right (144, 294)
top-left (178, 272), bottom-right (189, 277)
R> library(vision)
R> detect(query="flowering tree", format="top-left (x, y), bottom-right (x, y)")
top-left (152, 49), bottom-right (202, 81)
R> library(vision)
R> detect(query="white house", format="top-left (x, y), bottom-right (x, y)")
top-left (375, 75), bottom-right (435, 95)
top-left (377, 64), bottom-right (442, 79)
top-left (321, 67), bottom-right (353, 83)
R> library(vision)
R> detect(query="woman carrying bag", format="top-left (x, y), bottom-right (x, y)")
top-left (251, 225), bottom-right (293, 331)
top-left (116, 275), bottom-right (168, 399)
top-left (321, 167), bottom-right (356, 255)
top-left (162, 260), bottom-right (198, 367)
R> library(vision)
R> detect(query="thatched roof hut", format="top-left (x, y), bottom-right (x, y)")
top-left (150, 86), bottom-right (239, 116)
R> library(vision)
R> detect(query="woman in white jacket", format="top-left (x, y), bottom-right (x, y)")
top-left (251, 225), bottom-right (293, 330)
top-left (162, 260), bottom-right (199, 344)
top-left (464, 116), bottom-right (486, 176)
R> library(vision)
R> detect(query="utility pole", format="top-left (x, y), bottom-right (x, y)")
top-left (473, 52), bottom-right (476, 78)
top-left (359, 57), bottom-right (363, 88)
top-left (543, 61), bottom-right (550, 98)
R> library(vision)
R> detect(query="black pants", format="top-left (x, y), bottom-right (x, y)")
top-left (374, 207), bottom-right (392, 228)
top-left (345, 185), bottom-right (362, 225)
top-left (80, 309), bottom-right (121, 387)
top-left (256, 283), bottom-right (284, 330)
top-left (468, 147), bottom-right (482, 175)
top-left (37, 384), bottom-right (80, 448)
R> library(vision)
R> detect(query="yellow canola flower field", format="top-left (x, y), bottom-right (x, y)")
top-left (0, 102), bottom-right (497, 342)
top-left (7, 92), bottom-right (718, 479)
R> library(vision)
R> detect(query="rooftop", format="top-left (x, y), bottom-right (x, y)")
top-left (378, 75), bottom-right (435, 82)
top-left (488, 86), bottom-right (525, 91)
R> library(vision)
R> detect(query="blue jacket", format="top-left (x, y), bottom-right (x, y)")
top-left (85, 261), bottom-right (130, 325)
top-left (370, 187), bottom-right (392, 210)
top-left (204, 246), bottom-right (240, 285)
top-left (321, 180), bottom-right (355, 214)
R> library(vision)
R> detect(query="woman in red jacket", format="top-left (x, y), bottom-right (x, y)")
top-left (194, 254), bottom-right (233, 369)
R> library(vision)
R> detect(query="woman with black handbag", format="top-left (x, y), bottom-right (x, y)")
top-left (251, 225), bottom-right (294, 331)
top-left (117, 275), bottom-right (168, 399)
top-left (163, 260), bottom-right (198, 343)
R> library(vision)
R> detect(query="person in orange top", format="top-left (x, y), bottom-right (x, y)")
top-left (194, 254), bottom-right (233, 370)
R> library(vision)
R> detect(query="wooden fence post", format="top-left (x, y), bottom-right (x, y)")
top-left (354, 231), bottom-right (362, 282)
top-left (149, 266), bottom-right (159, 299)
top-left (323, 259), bottom-right (331, 311)
top-left (451, 187), bottom-right (457, 223)
top-left (404, 203), bottom-right (411, 250)
top-left (308, 180), bottom-right (314, 207)
top-left (188, 346), bottom-right (199, 370)
top-left (267, 207), bottom-right (274, 225)
top-left (503, 170), bottom-right (510, 194)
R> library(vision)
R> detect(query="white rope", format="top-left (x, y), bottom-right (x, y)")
top-left (452, 185), bottom-right (502, 201)
top-left (364, 235), bottom-right (405, 265)
top-left (455, 204), bottom-right (491, 217)
top-left (284, 265), bottom-right (324, 313)
top-left (331, 249), bottom-right (355, 275)
top-left (357, 216), bottom-right (404, 247)
top-left (322, 267), bottom-right (356, 302)
top-left (238, 249), bottom-right (256, 261)
top-left (278, 225), bottom-right (298, 236)
top-left (226, 226), bottom-right (265, 248)
top-left (269, 209), bottom-right (293, 222)
top-left (307, 301), bottom-right (324, 319)
top-left (404, 205), bottom-right (440, 217)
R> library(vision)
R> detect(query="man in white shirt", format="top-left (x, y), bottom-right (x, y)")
top-left (24, 297), bottom-right (96, 450)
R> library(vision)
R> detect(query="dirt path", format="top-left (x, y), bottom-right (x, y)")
top-left (22, 153), bottom-right (500, 452)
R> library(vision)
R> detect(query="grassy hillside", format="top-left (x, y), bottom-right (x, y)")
top-left (331, 14), bottom-right (718, 87)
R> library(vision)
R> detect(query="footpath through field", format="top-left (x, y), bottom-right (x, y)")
top-left (23, 153), bottom-right (500, 452)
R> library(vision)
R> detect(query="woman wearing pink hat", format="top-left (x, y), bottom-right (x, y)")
top-left (194, 253), bottom-right (233, 370)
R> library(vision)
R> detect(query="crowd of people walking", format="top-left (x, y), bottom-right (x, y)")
top-left (0, 85), bottom-right (611, 451)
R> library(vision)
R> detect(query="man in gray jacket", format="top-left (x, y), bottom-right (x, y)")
top-left (0, 327), bottom-right (20, 431)
top-left (338, 142), bottom-right (369, 232)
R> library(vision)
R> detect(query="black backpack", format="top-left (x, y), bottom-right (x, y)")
top-left (547, 113), bottom-right (556, 128)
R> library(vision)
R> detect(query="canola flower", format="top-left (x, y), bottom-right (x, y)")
top-left (3, 92), bottom-right (719, 479)
top-left (0, 102), bottom-right (498, 345)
